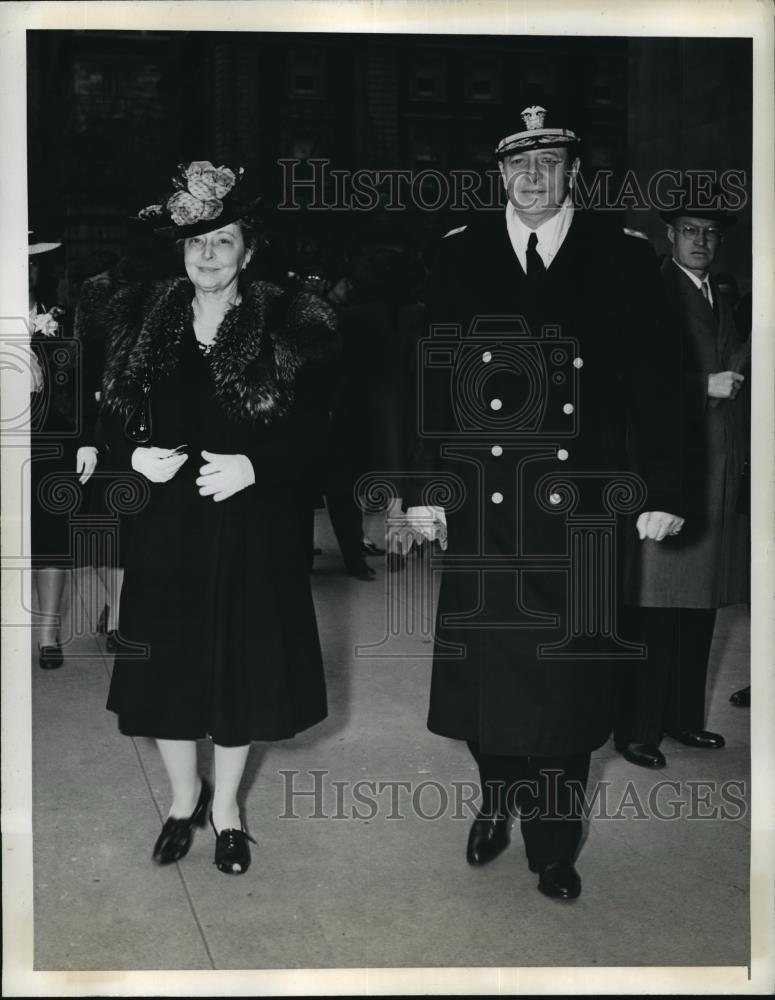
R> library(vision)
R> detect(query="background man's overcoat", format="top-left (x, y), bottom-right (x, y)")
top-left (624, 257), bottom-right (749, 609)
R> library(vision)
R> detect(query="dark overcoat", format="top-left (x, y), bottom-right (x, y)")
top-left (406, 211), bottom-right (682, 757)
top-left (331, 300), bottom-right (421, 482)
top-left (30, 305), bottom-right (98, 567)
top-left (96, 278), bottom-right (338, 746)
top-left (623, 258), bottom-right (749, 608)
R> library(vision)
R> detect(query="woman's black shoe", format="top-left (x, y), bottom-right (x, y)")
top-left (38, 643), bottom-right (63, 670)
top-left (152, 779), bottom-right (212, 865)
top-left (730, 685), bottom-right (750, 707)
top-left (96, 603), bottom-right (109, 635)
top-left (361, 539), bottom-right (386, 556)
top-left (211, 815), bottom-right (256, 875)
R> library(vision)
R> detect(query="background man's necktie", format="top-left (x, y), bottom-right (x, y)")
top-left (526, 230), bottom-right (546, 278)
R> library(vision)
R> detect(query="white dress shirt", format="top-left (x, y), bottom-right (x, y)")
top-left (671, 258), bottom-right (714, 308)
top-left (505, 194), bottom-right (575, 273)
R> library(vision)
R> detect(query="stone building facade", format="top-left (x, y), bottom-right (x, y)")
top-left (27, 31), bottom-right (750, 289)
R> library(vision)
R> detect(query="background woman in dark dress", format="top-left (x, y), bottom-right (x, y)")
top-left (97, 162), bottom-right (338, 875)
top-left (29, 238), bottom-right (99, 669)
top-left (74, 237), bottom-right (176, 650)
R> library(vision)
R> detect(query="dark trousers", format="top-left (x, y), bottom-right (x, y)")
top-left (300, 503), bottom-right (317, 572)
top-left (616, 606), bottom-right (717, 745)
top-left (326, 439), bottom-right (368, 575)
top-left (467, 741), bottom-right (591, 870)
top-left (326, 491), bottom-right (367, 574)
top-left (299, 493), bottom-right (367, 576)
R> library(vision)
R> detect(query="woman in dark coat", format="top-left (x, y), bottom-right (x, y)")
top-left (29, 238), bottom-right (99, 669)
top-left (97, 162), bottom-right (337, 875)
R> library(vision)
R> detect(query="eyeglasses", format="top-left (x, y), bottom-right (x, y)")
top-left (676, 224), bottom-right (722, 242)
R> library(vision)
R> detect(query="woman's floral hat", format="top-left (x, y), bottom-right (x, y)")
top-left (136, 160), bottom-right (263, 238)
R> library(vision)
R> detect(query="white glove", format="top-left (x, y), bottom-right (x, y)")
top-left (196, 450), bottom-right (255, 502)
top-left (636, 511), bottom-right (686, 542)
top-left (29, 348), bottom-right (44, 392)
top-left (131, 446), bottom-right (188, 483)
top-left (76, 446), bottom-right (98, 484)
top-left (401, 505), bottom-right (448, 553)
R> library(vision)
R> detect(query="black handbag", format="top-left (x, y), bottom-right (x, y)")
top-left (124, 380), bottom-right (152, 444)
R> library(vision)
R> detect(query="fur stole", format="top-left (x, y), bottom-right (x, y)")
top-left (97, 278), bottom-right (338, 425)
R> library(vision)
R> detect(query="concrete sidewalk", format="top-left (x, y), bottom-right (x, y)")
top-left (31, 512), bottom-right (750, 970)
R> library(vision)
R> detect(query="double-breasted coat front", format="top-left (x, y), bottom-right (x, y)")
top-left (96, 278), bottom-right (338, 746)
top-left (406, 211), bottom-right (682, 757)
top-left (623, 258), bottom-right (749, 609)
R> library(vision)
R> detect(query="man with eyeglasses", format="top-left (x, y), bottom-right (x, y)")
top-left (618, 185), bottom-right (749, 769)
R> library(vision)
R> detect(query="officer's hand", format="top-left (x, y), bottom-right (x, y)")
top-left (636, 511), bottom-right (685, 542)
top-left (708, 371), bottom-right (744, 399)
top-left (406, 506), bottom-right (440, 542)
top-left (131, 446), bottom-right (188, 483)
top-left (387, 521), bottom-right (426, 556)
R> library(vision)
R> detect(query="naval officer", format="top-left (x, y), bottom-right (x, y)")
top-left (404, 102), bottom-right (684, 899)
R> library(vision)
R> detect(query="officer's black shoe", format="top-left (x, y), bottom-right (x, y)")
top-left (537, 862), bottom-right (582, 900)
top-left (619, 742), bottom-right (666, 769)
top-left (466, 814), bottom-right (511, 866)
top-left (668, 729), bottom-right (725, 749)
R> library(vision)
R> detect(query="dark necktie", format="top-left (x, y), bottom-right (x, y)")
top-left (526, 231), bottom-right (546, 279)
top-left (701, 278), bottom-right (720, 320)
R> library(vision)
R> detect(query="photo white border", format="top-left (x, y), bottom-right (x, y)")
top-left (2, 1), bottom-right (773, 995)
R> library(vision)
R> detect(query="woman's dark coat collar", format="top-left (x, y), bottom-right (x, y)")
top-left (99, 278), bottom-right (337, 424)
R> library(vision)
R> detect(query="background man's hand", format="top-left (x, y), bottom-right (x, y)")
top-left (708, 371), bottom-right (744, 399)
top-left (636, 511), bottom-right (685, 542)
